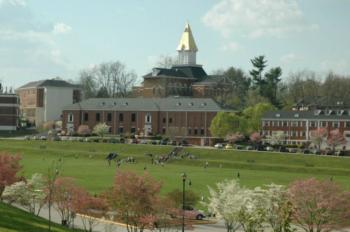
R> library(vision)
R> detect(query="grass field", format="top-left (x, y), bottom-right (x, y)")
top-left (1, 139), bottom-right (350, 198)
top-left (0, 202), bottom-right (81, 232)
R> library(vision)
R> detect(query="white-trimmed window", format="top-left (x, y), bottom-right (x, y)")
top-left (332, 121), bottom-right (340, 128)
top-left (68, 113), bottom-right (74, 123)
top-left (145, 113), bottom-right (152, 123)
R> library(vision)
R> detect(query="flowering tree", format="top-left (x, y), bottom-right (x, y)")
top-left (226, 133), bottom-right (244, 145)
top-left (77, 125), bottom-right (91, 136)
top-left (288, 178), bottom-right (350, 232)
top-left (268, 131), bottom-right (285, 146)
top-left (206, 179), bottom-right (244, 232)
top-left (2, 173), bottom-right (46, 215)
top-left (52, 177), bottom-right (86, 226)
top-left (74, 193), bottom-right (109, 232)
top-left (327, 129), bottom-right (346, 153)
top-left (107, 171), bottom-right (162, 232)
top-left (250, 132), bottom-right (261, 148)
top-left (237, 187), bottom-right (266, 232)
top-left (93, 123), bottom-right (110, 137)
top-left (309, 128), bottom-right (327, 151)
top-left (263, 184), bottom-right (293, 232)
top-left (0, 153), bottom-right (21, 197)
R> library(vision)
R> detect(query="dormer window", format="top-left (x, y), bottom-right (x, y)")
top-left (114, 102), bottom-right (117, 106)
top-left (124, 102), bottom-right (128, 106)
top-left (294, 113), bottom-right (299, 118)
top-left (275, 114), bottom-right (280, 118)
top-left (177, 102), bottom-right (182, 106)
top-left (189, 102), bottom-right (194, 106)
top-left (201, 102), bottom-right (207, 106)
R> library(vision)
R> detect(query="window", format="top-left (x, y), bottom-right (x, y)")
top-left (332, 121), bottom-right (339, 128)
top-left (84, 113), bottom-right (89, 122)
top-left (291, 121), bottom-right (298, 127)
top-left (169, 118), bottom-right (173, 123)
top-left (302, 131), bottom-right (306, 137)
top-left (201, 128), bottom-right (205, 135)
top-left (188, 128), bottom-right (192, 135)
top-left (146, 114), bottom-right (151, 123)
top-left (118, 127), bottom-right (124, 134)
top-left (162, 128), bottom-right (166, 134)
top-left (321, 121), bottom-right (327, 127)
top-left (107, 113), bottom-right (112, 122)
top-left (96, 113), bottom-right (100, 122)
top-left (163, 118), bottom-right (166, 123)
top-left (194, 129), bottom-right (198, 135)
top-left (309, 121), bottom-right (316, 127)
top-left (68, 113), bottom-right (73, 123)
top-left (131, 113), bottom-right (136, 122)
top-left (131, 127), bottom-right (136, 133)
top-left (283, 121), bottom-right (288, 127)
top-left (119, 113), bottom-right (124, 122)
top-left (346, 122), bottom-right (350, 128)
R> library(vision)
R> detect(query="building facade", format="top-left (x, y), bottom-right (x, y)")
top-left (62, 97), bottom-right (221, 145)
top-left (0, 94), bottom-right (19, 131)
top-left (261, 109), bottom-right (350, 145)
top-left (132, 23), bottom-right (232, 100)
top-left (16, 79), bottom-right (81, 126)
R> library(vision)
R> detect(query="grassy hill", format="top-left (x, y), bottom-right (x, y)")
top-left (0, 202), bottom-right (80, 232)
top-left (1, 140), bottom-right (350, 196)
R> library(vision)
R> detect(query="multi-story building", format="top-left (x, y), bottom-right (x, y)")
top-left (0, 94), bottom-right (19, 131)
top-left (62, 97), bottom-right (222, 145)
top-left (16, 79), bottom-right (81, 126)
top-left (261, 109), bottom-right (350, 145)
top-left (132, 23), bottom-right (232, 100)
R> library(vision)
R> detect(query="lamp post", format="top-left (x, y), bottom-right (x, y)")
top-left (181, 173), bottom-right (187, 232)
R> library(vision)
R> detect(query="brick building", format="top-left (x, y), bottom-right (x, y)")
top-left (62, 97), bottom-right (221, 145)
top-left (261, 109), bottom-right (350, 145)
top-left (132, 23), bottom-right (232, 100)
top-left (0, 94), bottom-right (19, 131)
top-left (16, 79), bottom-right (81, 126)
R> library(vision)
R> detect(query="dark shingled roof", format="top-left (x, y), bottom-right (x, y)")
top-left (63, 97), bottom-right (222, 112)
top-left (18, 79), bottom-right (80, 89)
top-left (192, 75), bottom-right (231, 86)
top-left (263, 110), bottom-right (350, 120)
top-left (144, 65), bottom-right (207, 81)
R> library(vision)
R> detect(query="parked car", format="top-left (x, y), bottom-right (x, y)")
top-left (179, 140), bottom-right (189, 146)
top-left (214, 143), bottom-right (223, 149)
top-left (266, 146), bottom-right (274, 151)
top-left (40, 135), bottom-right (47, 140)
top-left (170, 207), bottom-right (205, 220)
top-left (225, 144), bottom-right (233, 149)
top-left (288, 148), bottom-right (297, 153)
top-left (246, 145), bottom-right (254, 150)
top-left (167, 140), bottom-right (177, 146)
top-left (235, 145), bottom-right (244, 150)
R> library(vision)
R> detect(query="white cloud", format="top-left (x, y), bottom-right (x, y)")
top-left (220, 41), bottom-right (240, 52)
top-left (202, 0), bottom-right (318, 39)
top-left (52, 22), bottom-right (72, 35)
top-left (0, 0), bottom-right (26, 7)
top-left (280, 53), bottom-right (300, 64)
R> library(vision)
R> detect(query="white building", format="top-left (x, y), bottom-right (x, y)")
top-left (16, 79), bottom-right (81, 126)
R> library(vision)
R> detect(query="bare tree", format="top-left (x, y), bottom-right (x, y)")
top-left (78, 61), bottom-right (137, 98)
top-left (156, 55), bottom-right (177, 68)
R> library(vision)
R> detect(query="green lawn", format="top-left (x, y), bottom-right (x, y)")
top-left (1, 139), bottom-right (350, 197)
top-left (0, 202), bottom-right (81, 232)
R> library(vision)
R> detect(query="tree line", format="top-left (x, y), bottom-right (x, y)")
top-left (211, 56), bottom-right (350, 110)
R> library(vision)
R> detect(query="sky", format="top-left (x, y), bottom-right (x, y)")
top-left (1, 0), bottom-right (350, 88)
